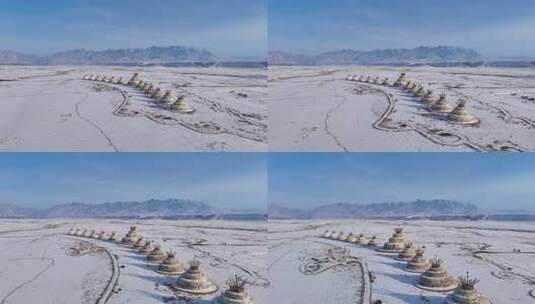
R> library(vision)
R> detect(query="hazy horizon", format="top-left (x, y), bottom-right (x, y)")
top-left (269, 153), bottom-right (535, 212)
top-left (0, 0), bottom-right (266, 59)
top-left (269, 0), bottom-right (535, 58)
top-left (0, 153), bottom-right (267, 211)
top-left (269, 45), bottom-right (484, 57)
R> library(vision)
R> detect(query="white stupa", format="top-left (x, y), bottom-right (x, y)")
top-left (151, 87), bottom-right (162, 100)
top-left (172, 260), bottom-right (218, 294)
top-left (108, 232), bottom-right (118, 242)
top-left (156, 251), bottom-right (185, 275)
top-left (405, 247), bottom-right (431, 273)
top-left (140, 241), bottom-right (153, 255)
top-left (146, 245), bottom-right (167, 262)
top-left (132, 236), bottom-right (145, 249)
top-left (397, 243), bottom-right (416, 261)
top-left (403, 80), bottom-right (413, 90)
top-left (88, 230), bottom-right (98, 239)
top-left (445, 273), bottom-right (490, 304)
top-left (160, 91), bottom-right (176, 105)
top-left (128, 73), bottom-right (141, 86)
top-left (215, 275), bottom-right (255, 304)
top-left (135, 81), bottom-right (146, 90)
top-left (447, 100), bottom-right (480, 125)
top-left (429, 94), bottom-right (454, 113)
top-left (82, 229), bottom-right (91, 237)
top-left (377, 227), bottom-right (410, 253)
top-left (97, 231), bottom-right (106, 239)
top-left (121, 226), bottom-right (140, 245)
top-left (421, 90), bottom-right (436, 105)
top-left (144, 84), bottom-right (154, 95)
top-left (415, 86), bottom-right (427, 97)
top-left (410, 83), bottom-right (420, 94)
top-left (367, 235), bottom-right (381, 246)
top-left (394, 73), bottom-right (407, 87)
top-left (170, 96), bottom-right (195, 113)
top-left (416, 258), bottom-right (458, 292)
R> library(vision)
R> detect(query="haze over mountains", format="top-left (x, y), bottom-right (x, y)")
top-left (0, 198), bottom-right (263, 219)
top-left (0, 46), bottom-right (223, 65)
top-left (269, 199), bottom-right (480, 219)
top-left (269, 46), bottom-right (485, 65)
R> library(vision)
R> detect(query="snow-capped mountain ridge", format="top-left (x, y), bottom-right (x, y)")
top-left (0, 199), bottom-right (212, 218)
top-left (0, 46), bottom-right (215, 65)
top-left (269, 46), bottom-right (484, 65)
top-left (269, 199), bottom-right (479, 219)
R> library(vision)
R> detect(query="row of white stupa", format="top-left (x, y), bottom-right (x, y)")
top-left (322, 230), bottom-right (382, 246)
top-left (67, 226), bottom-right (254, 304)
top-left (322, 228), bottom-right (489, 304)
top-left (82, 73), bottom-right (195, 114)
top-left (346, 73), bottom-right (480, 126)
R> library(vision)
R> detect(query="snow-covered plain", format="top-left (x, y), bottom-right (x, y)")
top-left (0, 219), bottom-right (268, 304)
top-left (269, 219), bottom-right (535, 304)
top-left (0, 65), bottom-right (266, 151)
top-left (268, 66), bottom-right (535, 151)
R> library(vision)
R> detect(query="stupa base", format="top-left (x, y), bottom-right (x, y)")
top-left (215, 292), bottom-right (255, 304)
top-left (416, 282), bottom-right (458, 292)
top-left (404, 266), bottom-right (429, 273)
top-left (171, 283), bottom-right (218, 294)
top-left (448, 118), bottom-right (480, 126)
top-left (429, 107), bottom-right (454, 114)
top-left (172, 106), bottom-right (195, 114)
top-left (376, 248), bottom-right (404, 254)
top-left (395, 256), bottom-right (414, 261)
top-left (444, 294), bottom-right (490, 304)
top-left (155, 268), bottom-right (185, 276)
top-left (146, 256), bottom-right (167, 263)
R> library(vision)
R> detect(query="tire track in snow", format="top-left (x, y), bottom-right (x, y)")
top-left (323, 86), bottom-right (349, 152)
top-left (74, 92), bottom-right (119, 152)
top-left (1, 248), bottom-right (55, 304)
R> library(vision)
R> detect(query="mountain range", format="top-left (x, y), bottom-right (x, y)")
top-left (269, 46), bottom-right (484, 65)
top-left (0, 46), bottom-right (216, 65)
top-left (269, 199), bottom-right (479, 219)
top-left (0, 199), bottom-right (213, 218)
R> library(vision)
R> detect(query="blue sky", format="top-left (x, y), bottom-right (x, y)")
top-left (269, 0), bottom-right (535, 58)
top-left (0, 0), bottom-right (266, 59)
top-left (269, 153), bottom-right (535, 212)
top-left (0, 153), bottom-right (267, 211)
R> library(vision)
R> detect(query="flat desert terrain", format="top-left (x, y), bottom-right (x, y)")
top-left (269, 219), bottom-right (535, 304)
top-left (269, 66), bottom-right (535, 151)
top-left (0, 219), bottom-right (268, 304)
top-left (0, 65), bottom-right (266, 151)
